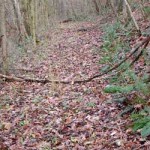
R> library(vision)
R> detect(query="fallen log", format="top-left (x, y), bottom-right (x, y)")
top-left (60, 18), bottom-right (72, 23)
top-left (0, 36), bottom-right (150, 84)
top-left (0, 73), bottom-right (70, 84)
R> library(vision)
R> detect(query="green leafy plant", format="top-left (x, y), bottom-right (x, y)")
top-left (131, 107), bottom-right (150, 137)
top-left (104, 85), bottom-right (134, 94)
top-left (102, 20), bottom-right (150, 138)
top-left (86, 102), bottom-right (96, 108)
top-left (100, 21), bottom-right (130, 69)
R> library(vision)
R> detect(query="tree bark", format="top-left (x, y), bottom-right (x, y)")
top-left (0, 0), bottom-right (8, 74)
top-left (11, 0), bottom-right (28, 40)
top-left (31, 0), bottom-right (36, 47)
top-left (93, 0), bottom-right (100, 14)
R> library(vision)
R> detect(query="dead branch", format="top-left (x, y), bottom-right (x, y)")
top-left (0, 73), bottom-right (70, 84)
top-left (0, 35), bottom-right (4, 47)
top-left (60, 18), bottom-right (72, 23)
top-left (79, 36), bottom-right (150, 83)
top-left (0, 36), bottom-right (150, 84)
top-left (124, 0), bottom-right (140, 32)
top-left (9, 68), bottom-right (35, 72)
top-left (130, 38), bottom-right (149, 66)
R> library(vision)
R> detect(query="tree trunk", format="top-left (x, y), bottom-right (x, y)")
top-left (93, 0), bottom-right (100, 14)
top-left (11, 0), bottom-right (28, 41)
top-left (31, 0), bottom-right (36, 47)
top-left (0, 0), bottom-right (8, 74)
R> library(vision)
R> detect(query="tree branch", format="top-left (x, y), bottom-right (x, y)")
top-left (0, 36), bottom-right (150, 84)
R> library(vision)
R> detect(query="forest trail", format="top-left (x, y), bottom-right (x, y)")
top-left (0, 18), bottom-right (141, 149)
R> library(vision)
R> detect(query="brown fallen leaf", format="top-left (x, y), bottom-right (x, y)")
top-left (2, 122), bottom-right (12, 132)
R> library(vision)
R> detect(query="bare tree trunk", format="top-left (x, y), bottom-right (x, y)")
top-left (0, 0), bottom-right (8, 74)
top-left (11, 0), bottom-right (28, 41)
top-left (31, 0), bottom-right (36, 47)
top-left (21, 0), bottom-right (31, 36)
top-left (122, 0), bottom-right (128, 20)
top-left (93, 0), bottom-right (100, 14)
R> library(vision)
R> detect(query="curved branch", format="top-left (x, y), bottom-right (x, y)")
top-left (0, 36), bottom-right (150, 84)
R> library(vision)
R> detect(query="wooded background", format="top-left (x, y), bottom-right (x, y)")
top-left (0, 0), bottom-right (149, 74)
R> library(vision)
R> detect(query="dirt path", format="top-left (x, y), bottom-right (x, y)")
top-left (0, 20), bottom-right (144, 149)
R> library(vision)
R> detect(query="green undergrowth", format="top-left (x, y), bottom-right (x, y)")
top-left (131, 106), bottom-right (150, 138)
top-left (143, 6), bottom-right (150, 18)
top-left (100, 21), bottom-right (150, 138)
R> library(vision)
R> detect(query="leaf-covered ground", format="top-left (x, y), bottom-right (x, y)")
top-left (0, 16), bottom-right (149, 149)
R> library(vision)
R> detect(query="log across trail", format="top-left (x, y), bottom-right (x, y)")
top-left (0, 36), bottom-right (149, 84)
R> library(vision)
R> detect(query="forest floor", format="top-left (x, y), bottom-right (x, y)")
top-left (0, 16), bottom-right (149, 150)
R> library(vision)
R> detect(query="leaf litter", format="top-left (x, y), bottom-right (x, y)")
top-left (0, 16), bottom-right (149, 149)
